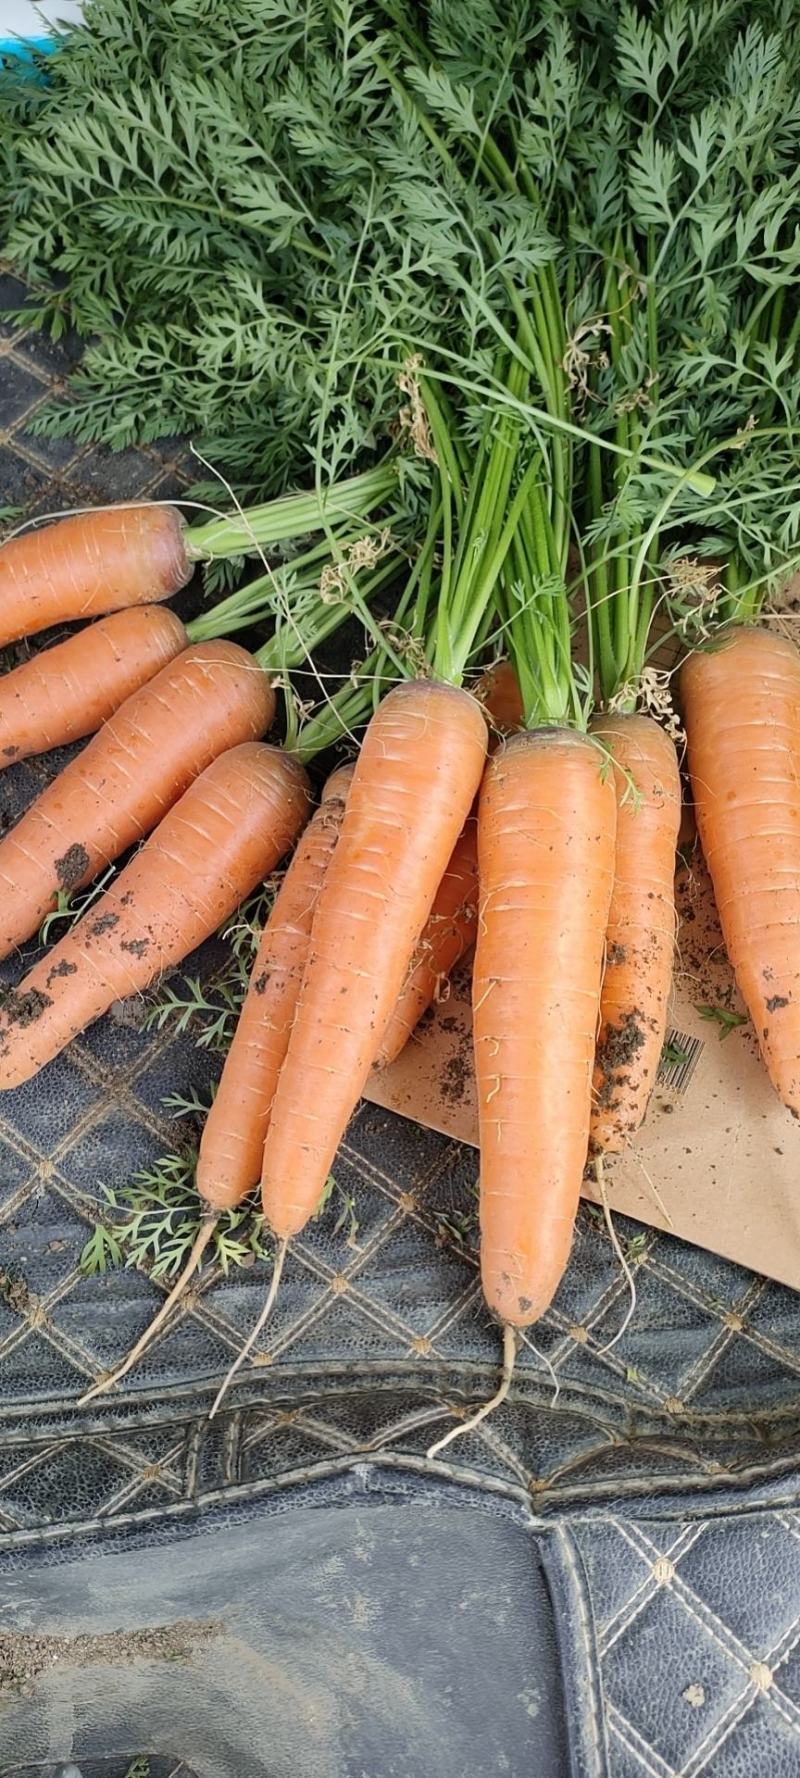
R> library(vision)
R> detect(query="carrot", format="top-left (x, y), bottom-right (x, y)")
top-left (81, 747), bottom-right (370, 1407)
top-left (374, 812), bottom-right (478, 1067)
top-left (589, 714), bottom-right (681, 1155)
top-left (474, 658), bottom-right (524, 739)
top-left (0, 606), bottom-right (188, 765)
top-left (0, 743), bottom-right (309, 1088)
top-left (375, 663), bottom-right (522, 1067)
top-left (0, 506), bottom-right (192, 646)
top-left (196, 763), bottom-right (354, 1212)
top-left (76, 759), bottom-right (350, 1405)
top-left (0, 465), bottom-right (399, 648)
top-left (474, 729), bottom-right (616, 1327)
top-left (681, 626), bottom-right (800, 1114)
top-left (261, 680), bottom-right (488, 1240)
top-left (0, 640), bottom-right (274, 960)
top-left (214, 359), bottom-right (536, 1412)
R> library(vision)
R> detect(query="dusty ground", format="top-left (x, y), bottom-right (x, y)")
top-left (0, 1618), bottom-right (219, 1696)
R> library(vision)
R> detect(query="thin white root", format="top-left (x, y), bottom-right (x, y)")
top-left (427, 1322), bottom-right (517, 1460)
top-left (78, 1215), bottom-right (218, 1406)
top-left (208, 1238), bottom-right (288, 1420)
top-left (629, 1140), bottom-right (674, 1231)
top-left (593, 1155), bottom-right (638, 1355)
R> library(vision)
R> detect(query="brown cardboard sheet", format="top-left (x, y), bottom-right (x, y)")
top-left (365, 849), bottom-right (800, 1292)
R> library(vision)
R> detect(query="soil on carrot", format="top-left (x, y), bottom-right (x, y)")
top-left (2, 745), bottom-right (19, 759)
top-left (120, 936), bottom-right (150, 957)
top-left (46, 958), bottom-right (78, 985)
top-left (594, 1009), bottom-right (647, 1110)
top-left (88, 910), bottom-right (120, 937)
top-left (0, 1619), bottom-right (220, 1696)
top-left (0, 984), bottom-right (52, 1027)
top-left (54, 841), bottom-right (90, 890)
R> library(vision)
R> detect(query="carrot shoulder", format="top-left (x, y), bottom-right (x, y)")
top-left (0, 640), bottom-right (274, 960)
top-left (589, 713), bottom-right (681, 1155)
top-left (261, 680), bottom-right (488, 1239)
top-left (475, 729), bottom-right (616, 1326)
top-left (681, 626), bottom-right (800, 1114)
top-left (0, 744), bottom-right (310, 1088)
top-left (196, 763), bottom-right (353, 1212)
top-left (0, 506), bottom-right (191, 646)
top-left (474, 658), bottom-right (524, 738)
top-left (0, 606), bottom-right (188, 765)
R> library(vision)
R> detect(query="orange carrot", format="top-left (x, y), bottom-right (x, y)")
top-left (0, 506), bottom-right (191, 646)
top-left (80, 756), bottom-right (336, 1405)
top-left (474, 658), bottom-right (524, 739)
top-left (681, 627), bottom-right (800, 1114)
top-left (196, 763), bottom-right (353, 1212)
top-left (0, 606), bottom-right (188, 765)
top-left (375, 812), bottom-right (478, 1067)
top-left (261, 681), bottom-right (488, 1238)
top-left (474, 729), bottom-right (616, 1326)
top-left (0, 640), bottom-right (274, 960)
top-left (589, 714), bottom-right (681, 1154)
top-left (0, 744), bottom-right (310, 1087)
top-left (375, 660), bottom-right (526, 1066)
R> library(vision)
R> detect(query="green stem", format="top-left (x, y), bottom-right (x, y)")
top-left (501, 466), bottom-right (577, 729)
top-left (292, 552), bottom-right (437, 761)
top-left (588, 441), bottom-right (616, 705)
top-left (184, 464), bottom-right (398, 560)
top-left (719, 554), bottom-right (759, 625)
top-left (409, 361), bottom-right (716, 496)
top-left (437, 353), bottom-right (537, 685)
top-left (253, 556), bottom-right (400, 672)
top-left (186, 536), bottom-right (339, 641)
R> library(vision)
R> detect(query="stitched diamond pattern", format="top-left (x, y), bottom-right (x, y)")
top-left (574, 1512), bottom-right (800, 1775)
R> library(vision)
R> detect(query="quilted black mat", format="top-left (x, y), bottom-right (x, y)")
top-left (3, 272), bottom-right (800, 1778)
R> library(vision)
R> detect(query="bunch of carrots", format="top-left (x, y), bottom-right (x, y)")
top-left (1, 346), bottom-right (798, 1445)
top-left (5, 5), bottom-right (800, 1436)
top-left (0, 462), bottom-right (418, 1084)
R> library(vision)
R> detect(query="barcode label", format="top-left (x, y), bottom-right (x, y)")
top-left (657, 1028), bottom-right (704, 1096)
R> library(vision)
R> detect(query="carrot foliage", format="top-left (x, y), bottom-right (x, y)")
top-left (0, 1), bottom-right (795, 539)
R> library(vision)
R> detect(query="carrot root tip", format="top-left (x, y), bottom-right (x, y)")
top-left (207, 1237), bottom-right (288, 1421)
top-left (77, 1215), bottom-right (218, 1405)
top-left (426, 1322), bottom-right (517, 1460)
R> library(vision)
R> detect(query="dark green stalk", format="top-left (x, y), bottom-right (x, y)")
top-left (432, 351), bottom-right (537, 685)
top-left (718, 554), bottom-right (759, 626)
top-left (500, 441), bottom-right (584, 732)
top-left (407, 359), bottom-right (715, 496)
